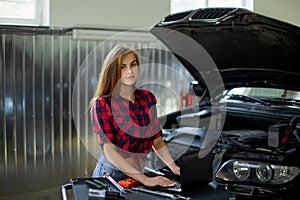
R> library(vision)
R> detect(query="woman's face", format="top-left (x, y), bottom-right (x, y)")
top-left (120, 52), bottom-right (139, 86)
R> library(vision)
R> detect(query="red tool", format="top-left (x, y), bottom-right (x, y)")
top-left (118, 177), bottom-right (140, 188)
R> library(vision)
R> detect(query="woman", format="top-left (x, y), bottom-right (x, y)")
top-left (90, 45), bottom-right (180, 187)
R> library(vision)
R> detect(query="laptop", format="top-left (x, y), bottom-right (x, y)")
top-left (144, 149), bottom-right (213, 193)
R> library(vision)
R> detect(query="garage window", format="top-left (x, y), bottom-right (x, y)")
top-left (171, 0), bottom-right (253, 14)
top-left (0, 0), bottom-right (49, 26)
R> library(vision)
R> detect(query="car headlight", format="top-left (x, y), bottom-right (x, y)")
top-left (233, 161), bottom-right (250, 181)
top-left (256, 163), bottom-right (272, 182)
top-left (215, 159), bottom-right (300, 185)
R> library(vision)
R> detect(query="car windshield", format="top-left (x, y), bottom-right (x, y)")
top-left (225, 87), bottom-right (300, 107)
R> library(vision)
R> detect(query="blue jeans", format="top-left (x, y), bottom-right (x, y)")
top-left (92, 153), bottom-right (127, 180)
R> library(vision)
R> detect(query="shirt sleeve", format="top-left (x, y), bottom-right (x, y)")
top-left (149, 92), bottom-right (162, 140)
top-left (91, 98), bottom-right (116, 145)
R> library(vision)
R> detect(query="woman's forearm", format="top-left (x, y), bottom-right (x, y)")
top-left (152, 136), bottom-right (180, 175)
top-left (103, 143), bottom-right (148, 182)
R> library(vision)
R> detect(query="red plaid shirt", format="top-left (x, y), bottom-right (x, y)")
top-left (91, 88), bottom-right (162, 164)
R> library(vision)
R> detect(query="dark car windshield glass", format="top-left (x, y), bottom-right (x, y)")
top-left (224, 87), bottom-right (300, 106)
top-left (227, 87), bottom-right (300, 99)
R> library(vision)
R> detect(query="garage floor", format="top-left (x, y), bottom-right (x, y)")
top-left (0, 188), bottom-right (61, 200)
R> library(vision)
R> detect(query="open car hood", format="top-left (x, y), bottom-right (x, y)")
top-left (151, 8), bottom-right (300, 92)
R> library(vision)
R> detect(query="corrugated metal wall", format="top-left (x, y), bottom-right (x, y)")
top-left (0, 27), bottom-right (88, 196)
top-left (0, 26), bottom-right (194, 197)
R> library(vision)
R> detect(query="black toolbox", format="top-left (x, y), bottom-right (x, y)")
top-left (61, 177), bottom-right (179, 200)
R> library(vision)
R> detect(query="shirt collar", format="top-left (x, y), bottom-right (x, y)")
top-left (112, 87), bottom-right (139, 101)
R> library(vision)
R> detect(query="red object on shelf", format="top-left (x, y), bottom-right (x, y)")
top-left (180, 93), bottom-right (193, 108)
top-left (118, 177), bottom-right (141, 188)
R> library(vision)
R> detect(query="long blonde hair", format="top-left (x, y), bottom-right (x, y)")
top-left (91, 45), bottom-right (139, 102)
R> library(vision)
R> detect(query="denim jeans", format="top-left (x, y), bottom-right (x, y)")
top-left (92, 153), bottom-right (127, 180)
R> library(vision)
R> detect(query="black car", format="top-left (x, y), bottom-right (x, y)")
top-left (148, 7), bottom-right (300, 199)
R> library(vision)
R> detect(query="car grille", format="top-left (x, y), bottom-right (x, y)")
top-left (162, 10), bottom-right (193, 23)
top-left (160, 8), bottom-right (251, 24)
top-left (191, 8), bottom-right (237, 20)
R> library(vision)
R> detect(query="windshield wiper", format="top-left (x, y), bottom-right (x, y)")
top-left (227, 94), bottom-right (271, 106)
top-left (262, 98), bottom-right (300, 106)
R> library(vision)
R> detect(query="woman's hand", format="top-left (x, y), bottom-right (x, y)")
top-left (141, 176), bottom-right (176, 187)
top-left (169, 162), bottom-right (181, 176)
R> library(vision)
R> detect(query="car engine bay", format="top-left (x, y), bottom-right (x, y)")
top-left (157, 104), bottom-right (300, 198)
